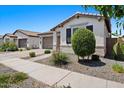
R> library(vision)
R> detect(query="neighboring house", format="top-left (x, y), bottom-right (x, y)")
top-left (39, 12), bottom-right (111, 56)
top-left (13, 29), bottom-right (41, 49)
top-left (0, 35), bottom-right (3, 45)
top-left (3, 33), bottom-right (17, 43)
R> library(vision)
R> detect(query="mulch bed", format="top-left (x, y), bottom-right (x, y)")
top-left (35, 54), bottom-right (124, 84)
top-left (0, 64), bottom-right (50, 88)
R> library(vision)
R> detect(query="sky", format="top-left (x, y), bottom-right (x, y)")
top-left (0, 5), bottom-right (120, 35)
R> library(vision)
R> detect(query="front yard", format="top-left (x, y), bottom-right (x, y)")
top-left (35, 54), bottom-right (124, 84)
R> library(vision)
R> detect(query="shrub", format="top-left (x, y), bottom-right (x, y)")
top-left (12, 72), bottom-right (28, 83)
top-left (19, 48), bottom-right (23, 51)
top-left (26, 47), bottom-right (31, 50)
top-left (51, 52), bottom-right (69, 66)
top-left (91, 55), bottom-right (100, 61)
top-left (29, 52), bottom-right (36, 57)
top-left (113, 42), bottom-right (124, 60)
top-left (0, 42), bottom-right (18, 51)
top-left (112, 64), bottom-right (124, 73)
top-left (44, 49), bottom-right (51, 54)
top-left (0, 72), bottom-right (28, 88)
top-left (71, 28), bottom-right (96, 59)
top-left (8, 42), bottom-right (18, 51)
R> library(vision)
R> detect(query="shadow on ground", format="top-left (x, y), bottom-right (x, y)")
top-left (78, 59), bottom-right (106, 67)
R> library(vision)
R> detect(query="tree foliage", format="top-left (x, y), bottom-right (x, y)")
top-left (83, 5), bottom-right (124, 36)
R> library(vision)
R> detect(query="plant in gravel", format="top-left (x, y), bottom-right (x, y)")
top-left (44, 49), bottom-right (51, 54)
top-left (26, 47), bottom-right (31, 50)
top-left (71, 28), bottom-right (96, 61)
top-left (112, 64), bottom-right (124, 73)
top-left (19, 48), bottom-right (23, 51)
top-left (0, 72), bottom-right (28, 88)
top-left (51, 52), bottom-right (69, 66)
top-left (29, 52), bottom-right (36, 57)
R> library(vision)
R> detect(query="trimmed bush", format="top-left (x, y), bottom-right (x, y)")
top-left (91, 55), bottom-right (100, 61)
top-left (51, 52), bottom-right (69, 66)
top-left (29, 52), bottom-right (36, 57)
top-left (44, 49), bottom-right (51, 54)
top-left (71, 28), bottom-right (96, 59)
top-left (112, 64), bottom-right (124, 73)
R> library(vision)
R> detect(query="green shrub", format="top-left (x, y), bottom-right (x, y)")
top-left (19, 48), bottom-right (23, 51)
top-left (44, 49), bottom-right (51, 54)
top-left (71, 28), bottom-right (96, 59)
top-left (51, 52), bottom-right (69, 66)
top-left (26, 47), bottom-right (31, 50)
top-left (113, 42), bottom-right (124, 60)
top-left (0, 42), bottom-right (18, 51)
top-left (29, 52), bottom-right (36, 57)
top-left (112, 64), bottom-right (124, 73)
top-left (8, 42), bottom-right (18, 51)
top-left (0, 72), bottom-right (28, 88)
top-left (91, 55), bottom-right (100, 61)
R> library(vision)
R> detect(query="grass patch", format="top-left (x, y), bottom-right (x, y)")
top-left (0, 72), bottom-right (28, 88)
top-left (112, 64), bottom-right (124, 73)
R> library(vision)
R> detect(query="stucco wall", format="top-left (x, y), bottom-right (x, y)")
top-left (28, 36), bottom-right (40, 48)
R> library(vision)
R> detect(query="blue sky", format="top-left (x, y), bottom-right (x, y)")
top-left (0, 5), bottom-right (119, 35)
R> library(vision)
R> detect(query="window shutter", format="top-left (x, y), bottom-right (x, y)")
top-left (66, 28), bottom-right (71, 44)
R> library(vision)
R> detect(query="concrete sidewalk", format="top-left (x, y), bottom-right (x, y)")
top-left (0, 58), bottom-right (124, 88)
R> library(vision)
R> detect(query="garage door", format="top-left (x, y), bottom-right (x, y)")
top-left (18, 39), bottom-right (27, 48)
top-left (43, 37), bottom-right (53, 49)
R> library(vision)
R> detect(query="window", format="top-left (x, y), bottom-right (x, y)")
top-left (86, 25), bottom-right (93, 31)
top-left (66, 28), bottom-right (71, 44)
top-left (73, 28), bottom-right (78, 34)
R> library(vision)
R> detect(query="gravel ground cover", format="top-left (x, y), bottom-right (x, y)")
top-left (35, 54), bottom-right (124, 84)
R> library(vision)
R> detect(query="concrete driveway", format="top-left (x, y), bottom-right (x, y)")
top-left (0, 49), bottom-right (45, 61)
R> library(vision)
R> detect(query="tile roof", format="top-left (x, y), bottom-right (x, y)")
top-left (50, 12), bottom-right (111, 33)
top-left (14, 29), bottom-right (41, 37)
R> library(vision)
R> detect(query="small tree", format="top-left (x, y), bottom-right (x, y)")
top-left (71, 28), bottom-right (96, 61)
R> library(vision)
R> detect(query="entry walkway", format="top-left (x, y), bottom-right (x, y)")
top-left (0, 58), bottom-right (124, 88)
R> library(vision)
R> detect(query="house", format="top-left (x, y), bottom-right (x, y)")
top-left (3, 30), bottom-right (41, 49)
top-left (0, 35), bottom-right (3, 45)
top-left (39, 12), bottom-right (111, 56)
top-left (13, 29), bottom-right (41, 49)
top-left (3, 33), bottom-right (17, 43)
